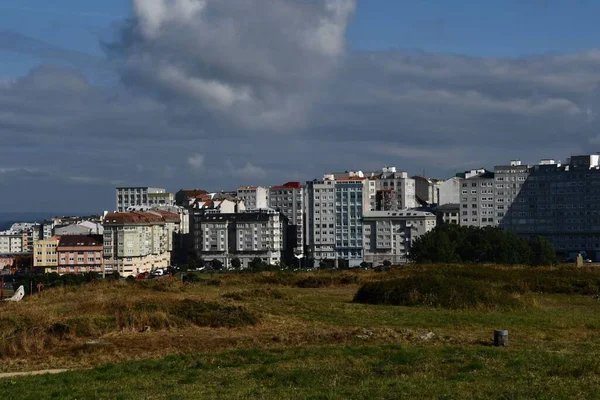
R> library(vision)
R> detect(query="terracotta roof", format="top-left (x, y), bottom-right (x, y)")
top-left (336, 177), bottom-right (366, 181)
top-left (58, 235), bottom-right (103, 247)
top-left (271, 182), bottom-right (302, 189)
top-left (147, 210), bottom-right (181, 223)
top-left (103, 211), bottom-right (174, 225)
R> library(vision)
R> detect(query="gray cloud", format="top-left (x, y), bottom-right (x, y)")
top-left (1, 0), bottom-right (599, 212)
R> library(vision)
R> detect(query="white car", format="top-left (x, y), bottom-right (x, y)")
top-left (153, 269), bottom-right (164, 276)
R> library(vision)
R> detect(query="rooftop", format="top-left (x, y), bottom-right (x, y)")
top-left (58, 235), bottom-right (103, 247)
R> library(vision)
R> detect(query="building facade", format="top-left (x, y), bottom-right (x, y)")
top-left (363, 210), bottom-right (437, 265)
top-left (237, 186), bottom-right (269, 209)
top-left (103, 211), bottom-right (180, 277)
top-left (116, 187), bottom-right (173, 212)
top-left (305, 175), bottom-right (368, 267)
top-left (192, 209), bottom-right (290, 268)
top-left (434, 204), bottom-right (460, 225)
top-left (459, 170), bottom-right (496, 227)
top-left (0, 232), bottom-right (24, 254)
top-left (56, 235), bottom-right (104, 275)
top-left (33, 236), bottom-right (60, 272)
top-left (268, 182), bottom-right (304, 254)
top-left (500, 155), bottom-right (600, 260)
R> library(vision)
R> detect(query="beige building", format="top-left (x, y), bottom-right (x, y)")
top-left (103, 211), bottom-right (180, 277)
top-left (33, 236), bottom-right (60, 272)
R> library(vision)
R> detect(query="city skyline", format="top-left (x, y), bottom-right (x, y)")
top-left (2, 0), bottom-right (600, 212)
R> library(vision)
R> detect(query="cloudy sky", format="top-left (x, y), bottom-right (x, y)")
top-left (1, 0), bottom-right (600, 213)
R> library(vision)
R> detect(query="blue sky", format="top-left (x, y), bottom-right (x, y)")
top-left (1, 0), bottom-right (600, 212)
top-left (2, 0), bottom-right (600, 75)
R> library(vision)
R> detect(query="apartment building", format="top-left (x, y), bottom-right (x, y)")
top-left (413, 176), bottom-right (442, 206)
top-left (268, 182), bottom-right (304, 254)
top-left (237, 186), bottom-right (269, 209)
top-left (0, 232), bottom-right (24, 254)
top-left (55, 221), bottom-right (103, 236)
top-left (363, 210), bottom-right (437, 265)
top-left (103, 211), bottom-right (180, 277)
top-left (458, 169), bottom-right (496, 227)
top-left (305, 175), bottom-right (368, 267)
top-left (57, 235), bottom-right (104, 275)
top-left (33, 236), bottom-right (60, 272)
top-left (116, 187), bottom-right (174, 212)
top-left (499, 154), bottom-right (600, 260)
top-left (434, 204), bottom-right (460, 225)
top-left (437, 177), bottom-right (461, 206)
top-left (494, 160), bottom-right (531, 231)
top-left (191, 208), bottom-right (290, 268)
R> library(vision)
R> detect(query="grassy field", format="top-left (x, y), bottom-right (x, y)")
top-left (1, 265), bottom-right (600, 399)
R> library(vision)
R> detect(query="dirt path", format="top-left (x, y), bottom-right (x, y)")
top-left (0, 369), bottom-right (71, 379)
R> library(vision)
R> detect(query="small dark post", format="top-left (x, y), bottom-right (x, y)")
top-left (494, 330), bottom-right (509, 347)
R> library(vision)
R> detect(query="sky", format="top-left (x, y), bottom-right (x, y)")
top-left (1, 0), bottom-right (600, 213)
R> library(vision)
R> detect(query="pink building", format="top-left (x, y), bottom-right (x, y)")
top-left (57, 235), bottom-right (104, 274)
top-left (0, 255), bottom-right (15, 270)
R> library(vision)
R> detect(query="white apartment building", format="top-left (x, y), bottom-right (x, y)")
top-left (237, 186), bottom-right (269, 209)
top-left (192, 208), bottom-right (288, 268)
top-left (0, 232), bottom-right (24, 254)
top-left (268, 182), bottom-right (304, 254)
top-left (363, 210), bottom-right (437, 265)
top-left (306, 175), bottom-right (369, 267)
top-left (102, 211), bottom-right (180, 277)
top-left (459, 169), bottom-right (496, 227)
top-left (116, 187), bottom-right (174, 212)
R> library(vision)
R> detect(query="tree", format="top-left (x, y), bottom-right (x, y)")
top-left (382, 260), bottom-right (392, 268)
top-left (249, 257), bottom-right (265, 272)
top-left (231, 257), bottom-right (242, 270)
top-left (528, 236), bottom-right (558, 266)
top-left (360, 261), bottom-right (370, 269)
top-left (211, 259), bottom-right (223, 271)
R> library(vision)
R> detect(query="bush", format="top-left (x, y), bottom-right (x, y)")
top-left (353, 275), bottom-right (525, 310)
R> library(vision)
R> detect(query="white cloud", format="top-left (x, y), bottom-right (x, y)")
top-left (187, 153), bottom-right (205, 170)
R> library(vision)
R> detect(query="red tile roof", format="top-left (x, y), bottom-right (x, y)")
top-left (103, 211), bottom-right (179, 225)
top-left (271, 182), bottom-right (302, 189)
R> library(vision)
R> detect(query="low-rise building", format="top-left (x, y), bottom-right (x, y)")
top-left (363, 210), bottom-right (437, 265)
top-left (103, 211), bottom-right (180, 277)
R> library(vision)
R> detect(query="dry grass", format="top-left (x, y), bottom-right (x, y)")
top-left (2, 265), bottom-right (600, 375)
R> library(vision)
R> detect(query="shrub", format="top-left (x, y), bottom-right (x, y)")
top-left (353, 275), bottom-right (525, 310)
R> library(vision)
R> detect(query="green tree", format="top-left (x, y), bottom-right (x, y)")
top-left (528, 236), bottom-right (558, 266)
top-left (249, 257), bottom-right (265, 272)
top-left (231, 257), bottom-right (242, 270)
top-left (382, 260), bottom-right (392, 268)
top-left (211, 259), bottom-right (223, 271)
